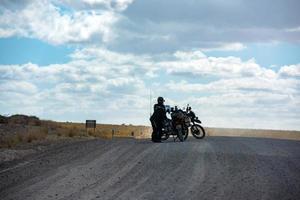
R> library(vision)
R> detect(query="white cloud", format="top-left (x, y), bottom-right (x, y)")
top-left (173, 51), bottom-right (206, 60)
top-left (183, 91), bottom-right (300, 130)
top-left (113, 0), bottom-right (134, 11)
top-left (0, 48), bottom-right (299, 129)
top-left (0, 0), bottom-right (134, 44)
top-left (0, 80), bottom-right (38, 94)
top-left (0, 47), bottom-right (151, 124)
top-left (200, 43), bottom-right (247, 52)
top-left (159, 51), bottom-right (276, 78)
top-left (60, 0), bottom-right (134, 11)
top-left (166, 77), bottom-right (299, 94)
top-left (165, 77), bottom-right (300, 129)
top-left (156, 50), bottom-right (300, 130)
top-left (0, 28), bottom-right (17, 37)
top-left (279, 64), bottom-right (300, 78)
top-left (285, 26), bottom-right (300, 32)
top-left (70, 47), bottom-right (150, 64)
top-left (69, 47), bottom-right (157, 78)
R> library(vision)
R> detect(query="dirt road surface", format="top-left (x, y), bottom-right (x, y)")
top-left (1, 137), bottom-right (300, 200)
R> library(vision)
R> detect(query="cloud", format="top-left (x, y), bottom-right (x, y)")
top-left (108, 0), bottom-right (300, 53)
top-left (0, 47), bottom-right (151, 124)
top-left (285, 27), bottom-right (300, 32)
top-left (69, 47), bottom-right (157, 78)
top-left (0, 47), bottom-right (299, 129)
top-left (0, 0), bottom-right (134, 44)
top-left (165, 76), bottom-right (300, 123)
top-left (124, 0), bottom-right (300, 29)
top-left (279, 64), bottom-right (300, 78)
top-left (166, 77), bottom-right (299, 94)
top-left (158, 51), bottom-right (276, 78)
top-left (200, 43), bottom-right (247, 52)
top-left (0, 80), bottom-right (38, 94)
top-left (152, 49), bottom-right (299, 130)
top-left (173, 51), bottom-right (206, 60)
top-left (59, 0), bottom-right (134, 11)
top-left (163, 82), bottom-right (300, 130)
top-left (182, 90), bottom-right (300, 130)
top-left (1, 0), bottom-right (299, 53)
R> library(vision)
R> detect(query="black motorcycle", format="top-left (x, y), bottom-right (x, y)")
top-left (160, 106), bottom-right (189, 142)
top-left (161, 105), bottom-right (205, 141)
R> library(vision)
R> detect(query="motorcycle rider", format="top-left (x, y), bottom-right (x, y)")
top-left (150, 96), bottom-right (167, 142)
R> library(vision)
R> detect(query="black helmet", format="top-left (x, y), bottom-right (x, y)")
top-left (157, 96), bottom-right (165, 104)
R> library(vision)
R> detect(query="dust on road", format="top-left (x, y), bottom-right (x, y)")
top-left (1, 137), bottom-right (300, 200)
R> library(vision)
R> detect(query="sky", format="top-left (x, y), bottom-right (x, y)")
top-left (0, 0), bottom-right (299, 130)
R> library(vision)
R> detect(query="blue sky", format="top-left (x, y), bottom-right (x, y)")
top-left (206, 43), bottom-right (300, 69)
top-left (1, 38), bottom-right (300, 68)
top-left (0, 38), bottom-right (73, 65)
top-left (0, 0), bottom-right (299, 130)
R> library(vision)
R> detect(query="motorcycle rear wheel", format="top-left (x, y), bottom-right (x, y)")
top-left (191, 124), bottom-right (205, 139)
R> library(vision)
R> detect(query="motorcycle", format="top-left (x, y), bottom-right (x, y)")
top-left (161, 105), bottom-right (205, 141)
top-left (160, 106), bottom-right (189, 142)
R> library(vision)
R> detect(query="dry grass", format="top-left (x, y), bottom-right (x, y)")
top-left (0, 126), bottom-right (48, 148)
top-left (0, 117), bottom-right (151, 148)
top-left (56, 122), bottom-right (151, 139)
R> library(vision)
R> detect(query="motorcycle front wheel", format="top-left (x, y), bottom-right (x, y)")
top-left (191, 124), bottom-right (205, 139)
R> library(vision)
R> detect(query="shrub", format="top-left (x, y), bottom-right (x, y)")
top-left (68, 128), bottom-right (76, 137)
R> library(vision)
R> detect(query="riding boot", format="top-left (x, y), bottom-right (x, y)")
top-left (151, 128), bottom-right (160, 142)
top-left (152, 130), bottom-right (162, 142)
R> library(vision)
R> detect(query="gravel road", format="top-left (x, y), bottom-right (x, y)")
top-left (1, 137), bottom-right (300, 200)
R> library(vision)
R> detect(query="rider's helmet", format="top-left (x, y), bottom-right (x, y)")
top-left (157, 96), bottom-right (165, 105)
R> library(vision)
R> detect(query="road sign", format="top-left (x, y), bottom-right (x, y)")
top-left (86, 120), bottom-right (96, 129)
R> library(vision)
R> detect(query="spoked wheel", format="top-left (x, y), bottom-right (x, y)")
top-left (191, 124), bottom-right (205, 139)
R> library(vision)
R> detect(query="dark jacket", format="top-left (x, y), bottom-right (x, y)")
top-left (150, 104), bottom-right (166, 125)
